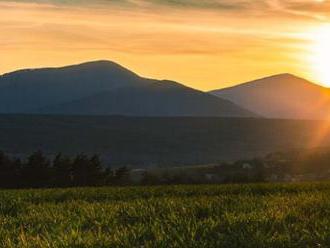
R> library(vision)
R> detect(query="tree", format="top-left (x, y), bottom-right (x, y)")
top-left (52, 153), bottom-right (73, 187)
top-left (71, 154), bottom-right (106, 187)
top-left (114, 166), bottom-right (130, 185)
top-left (21, 151), bottom-right (51, 188)
top-left (71, 154), bottom-right (90, 187)
top-left (0, 151), bottom-right (20, 188)
top-left (104, 167), bottom-right (115, 185)
top-left (88, 155), bottom-right (106, 186)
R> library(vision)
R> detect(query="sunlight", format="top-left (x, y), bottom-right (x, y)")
top-left (308, 25), bottom-right (330, 87)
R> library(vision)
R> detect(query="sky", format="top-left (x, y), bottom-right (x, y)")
top-left (1, 0), bottom-right (330, 90)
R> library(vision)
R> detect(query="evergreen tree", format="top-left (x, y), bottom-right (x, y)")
top-left (21, 151), bottom-right (51, 188)
top-left (88, 155), bottom-right (106, 186)
top-left (104, 167), bottom-right (115, 185)
top-left (71, 154), bottom-right (90, 187)
top-left (71, 154), bottom-right (105, 187)
top-left (114, 166), bottom-right (130, 185)
top-left (52, 153), bottom-right (72, 187)
top-left (0, 151), bottom-right (20, 188)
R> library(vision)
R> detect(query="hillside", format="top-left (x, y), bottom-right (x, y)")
top-left (210, 74), bottom-right (330, 119)
top-left (41, 80), bottom-right (253, 117)
top-left (1, 114), bottom-right (330, 166)
top-left (0, 61), bottom-right (255, 117)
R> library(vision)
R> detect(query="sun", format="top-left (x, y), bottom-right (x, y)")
top-left (308, 25), bottom-right (330, 87)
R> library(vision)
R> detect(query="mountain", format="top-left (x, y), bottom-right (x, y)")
top-left (210, 73), bottom-right (330, 119)
top-left (0, 61), bottom-right (146, 113)
top-left (41, 80), bottom-right (256, 117)
top-left (0, 61), bottom-right (256, 117)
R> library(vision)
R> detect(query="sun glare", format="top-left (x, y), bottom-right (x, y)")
top-left (308, 25), bottom-right (330, 87)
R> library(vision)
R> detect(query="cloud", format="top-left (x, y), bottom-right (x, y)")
top-left (0, 0), bottom-right (317, 57)
top-left (0, 0), bottom-right (245, 8)
top-left (0, 0), bottom-right (268, 12)
top-left (2, 0), bottom-right (330, 21)
top-left (265, 0), bottom-right (330, 20)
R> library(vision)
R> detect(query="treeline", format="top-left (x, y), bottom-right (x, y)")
top-left (0, 151), bottom-right (130, 189)
top-left (3, 149), bottom-right (330, 189)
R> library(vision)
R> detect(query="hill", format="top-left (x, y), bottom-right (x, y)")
top-left (210, 74), bottom-right (330, 119)
top-left (41, 80), bottom-right (254, 117)
top-left (1, 114), bottom-right (330, 166)
top-left (0, 61), bottom-right (255, 117)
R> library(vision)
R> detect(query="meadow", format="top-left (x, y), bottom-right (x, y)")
top-left (1, 183), bottom-right (330, 247)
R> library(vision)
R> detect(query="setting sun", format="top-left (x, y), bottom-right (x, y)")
top-left (308, 25), bottom-right (330, 87)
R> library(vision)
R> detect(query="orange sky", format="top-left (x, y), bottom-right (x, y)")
top-left (1, 0), bottom-right (330, 90)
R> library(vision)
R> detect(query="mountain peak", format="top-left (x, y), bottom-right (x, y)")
top-left (0, 60), bottom-right (256, 118)
top-left (271, 73), bottom-right (296, 78)
top-left (50, 60), bottom-right (139, 76)
top-left (263, 73), bottom-right (308, 82)
top-left (215, 73), bottom-right (319, 93)
top-left (247, 73), bottom-right (304, 84)
top-left (66, 60), bottom-right (124, 69)
top-left (1, 60), bottom-right (137, 78)
top-left (210, 73), bottom-right (330, 119)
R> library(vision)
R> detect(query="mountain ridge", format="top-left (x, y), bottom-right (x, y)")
top-left (212, 74), bottom-right (327, 91)
top-left (210, 73), bottom-right (330, 120)
top-left (0, 60), bottom-right (257, 117)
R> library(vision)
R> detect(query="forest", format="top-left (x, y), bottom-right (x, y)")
top-left (0, 151), bottom-right (131, 188)
top-left (2, 148), bottom-right (330, 189)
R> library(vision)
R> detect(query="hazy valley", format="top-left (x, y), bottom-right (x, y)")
top-left (2, 61), bottom-right (330, 168)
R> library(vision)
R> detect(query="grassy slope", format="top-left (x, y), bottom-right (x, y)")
top-left (1, 114), bottom-right (330, 166)
top-left (1, 183), bottom-right (330, 247)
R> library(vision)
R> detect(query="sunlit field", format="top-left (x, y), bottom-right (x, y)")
top-left (1, 183), bottom-right (330, 247)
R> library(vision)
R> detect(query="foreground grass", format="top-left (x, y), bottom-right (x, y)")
top-left (1, 183), bottom-right (330, 247)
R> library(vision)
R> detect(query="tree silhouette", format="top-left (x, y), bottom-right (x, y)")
top-left (70, 154), bottom-right (106, 187)
top-left (52, 153), bottom-right (72, 187)
top-left (0, 151), bottom-right (20, 188)
top-left (88, 155), bottom-right (106, 186)
top-left (21, 151), bottom-right (51, 188)
top-left (114, 166), bottom-right (130, 185)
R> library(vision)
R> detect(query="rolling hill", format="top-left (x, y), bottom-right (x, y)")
top-left (0, 61), bottom-right (256, 117)
top-left (1, 114), bottom-right (330, 167)
top-left (210, 73), bottom-right (330, 119)
top-left (40, 80), bottom-right (254, 117)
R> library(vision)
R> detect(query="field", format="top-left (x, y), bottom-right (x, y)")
top-left (1, 183), bottom-right (330, 247)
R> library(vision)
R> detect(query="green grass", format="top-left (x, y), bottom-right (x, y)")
top-left (1, 183), bottom-right (330, 247)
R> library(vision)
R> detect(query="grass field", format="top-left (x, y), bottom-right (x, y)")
top-left (1, 183), bottom-right (330, 247)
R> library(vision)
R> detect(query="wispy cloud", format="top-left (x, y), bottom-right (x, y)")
top-left (0, 0), bottom-right (247, 8)
top-left (1, 0), bottom-right (329, 20)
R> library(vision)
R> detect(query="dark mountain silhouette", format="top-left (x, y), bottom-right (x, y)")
top-left (210, 73), bottom-right (330, 120)
top-left (0, 61), bottom-right (256, 117)
top-left (41, 80), bottom-right (256, 117)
